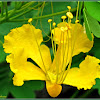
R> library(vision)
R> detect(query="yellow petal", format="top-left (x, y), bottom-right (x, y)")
top-left (46, 81), bottom-right (62, 97)
top-left (33, 44), bottom-right (52, 72)
top-left (63, 55), bottom-right (100, 90)
top-left (71, 23), bottom-right (93, 56)
top-left (7, 48), bottom-right (46, 86)
top-left (3, 24), bottom-right (51, 72)
top-left (3, 24), bottom-right (42, 54)
top-left (6, 48), bottom-right (27, 73)
top-left (13, 62), bottom-right (46, 86)
top-left (79, 55), bottom-right (100, 78)
top-left (52, 22), bottom-right (93, 56)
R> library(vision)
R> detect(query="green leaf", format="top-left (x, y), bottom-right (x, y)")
top-left (0, 45), bottom-right (7, 63)
top-left (85, 12), bottom-right (100, 38)
top-left (83, 7), bottom-right (100, 38)
top-left (10, 82), bottom-right (36, 98)
top-left (83, 8), bottom-right (93, 41)
top-left (10, 80), bottom-right (44, 98)
top-left (0, 64), bottom-right (11, 97)
top-left (79, 1), bottom-right (83, 23)
top-left (84, 2), bottom-right (100, 21)
top-left (0, 63), bottom-right (45, 98)
top-left (92, 78), bottom-right (100, 95)
top-left (24, 80), bottom-right (45, 91)
top-left (89, 37), bottom-right (100, 59)
top-left (71, 53), bottom-right (85, 68)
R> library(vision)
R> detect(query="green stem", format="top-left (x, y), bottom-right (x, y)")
top-left (16, 2), bottom-right (35, 13)
top-left (0, 9), bottom-right (14, 16)
top-left (79, 89), bottom-right (94, 98)
top-left (9, 2), bottom-right (43, 20)
top-left (0, 40), bottom-right (3, 45)
top-left (1, 2), bottom-right (4, 17)
top-left (4, 2), bottom-right (8, 19)
top-left (15, 2), bottom-right (22, 10)
top-left (8, 8), bottom-right (77, 22)
top-left (0, 9), bottom-right (16, 23)
top-left (0, 2), bottom-right (42, 24)
top-left (70, 90), bottom-right (79, 98)
top-left (79, 1), bottom-right (83, 23)
top-left (15, 2), bottom-right (17, 10)
top-left (0, 2), bottom-right (34, 17)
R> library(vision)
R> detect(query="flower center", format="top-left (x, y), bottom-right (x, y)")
top-left (46, 71), bottom-right (63, 84)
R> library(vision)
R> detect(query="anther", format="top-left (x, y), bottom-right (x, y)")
top-left (66, 12), bottom-right (73, 19)
top-left (67, 6), bottom-right (71, 10)
top-left (53, 22), bottom-right (56, 27)
top-left (65, 27), bottom-right (68, 31)
top-left (60, 27), bottom-right (65, 32)
top-left (75, 20), bottom-right (79, 23)
top-left (61, 15), bottom-right (67, 20)
top-left (48, 19), bottom-right (52, 23)
top-left (66, 23), bottom-right (71, 29)
top-left (68, 25), bottom-right (71, 29)
top-left (28, 18), bottom-right (33, 23)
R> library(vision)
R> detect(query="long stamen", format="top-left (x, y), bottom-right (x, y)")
top-left (52, 22), bottom-right (59, 83)
top-left (60, 29), bottom-right (65, 83)
top-left (61, 7), bottom-right (74, 83)
top-left (27, 19), bottom-right (50, 80)
top-left (62, 5), bottom-right (80, 82)
top-left (48, 19), bottom-right (55, 58)
top-left (53, 22), bottom-right (56, 56)
top-left (76, 1), bottom-right (79, 21)
top-left (57, 27), bottom-right (63, 84)
top-left (61, 31), bottom-right (72, 83)
top-left (60, 29), bottom-right (69, 84)
top-left (58, 26), bottom-right (68, 84)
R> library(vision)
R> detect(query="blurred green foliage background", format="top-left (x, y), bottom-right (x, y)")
top-left (0, 1), bottom-right (100, 98)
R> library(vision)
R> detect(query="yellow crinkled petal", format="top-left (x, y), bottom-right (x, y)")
top-left (8, 49), bottom-right (46, 86)
top-left (46, 81), bottom-right (62, 97)
top-left (3, 24), bottom-right (51, 72)
top-left (52, 22), bottom-right (93, 56)
top-left (13, 62), bottom-right (46, 86)
top-left (6, 54), bottom-right (17, 73)
top-left (3, 24), bottom-right (42, 54)
top-left (63, 55), bottom-right (100, 90)
top-left (6, 48), bottom-right (27, 73)
top-left (71, 23), bottom-right (93, 56)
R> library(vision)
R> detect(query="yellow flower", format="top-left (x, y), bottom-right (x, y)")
top-left (3, 24), bottom-right (100, 97)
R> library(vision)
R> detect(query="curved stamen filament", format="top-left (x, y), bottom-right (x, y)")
top-left (59, 29), bottom-right (70, 84)
top-left (56, 28), bottom-right (63, 83)
top-left (62, 25), bottom-right (78, 83)
top-left (30, 25), bottom-right (50, 80)
top-left (51, 25), bottom-right (55, 58)
top-left (61, 31), bottom-right (72, 83)
top-left (76, 1), bottom-right (79, 21)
